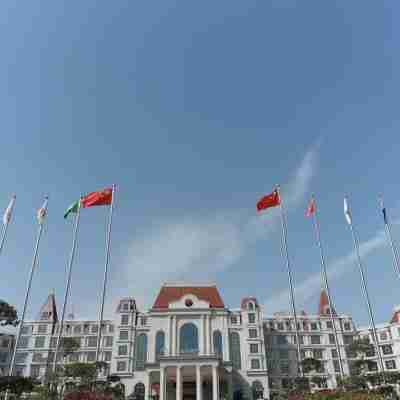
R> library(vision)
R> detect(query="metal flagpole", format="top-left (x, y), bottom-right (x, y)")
top-left (276, 186), bottom-right (303, 377)
top-left (0, 223), bottom-right (8, 255)
top-left (345, 197), bottom-right (385, 377)
top-left (53, 200), bottom-right (82, 373)
top-left (95, 185), bottom-right (116, 364)
top-left (380, 197), bottom-right (400, 282)
top-left (311, 196), bottom-right (345, 379)
top-left (6, 197), bottom-right (48, 400)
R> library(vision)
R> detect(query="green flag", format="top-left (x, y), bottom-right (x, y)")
top-left (64, 200), bottom-right (80, 219)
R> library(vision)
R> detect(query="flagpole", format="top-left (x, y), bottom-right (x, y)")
top-left (311, 196), bottom-right (345, 379)
top-left (52, 200), bottom-right (81, 373)
top-left (380, 198), bottom-right (400, 282)
top-left (95, 185), bottom-right (116, 364)
top-left (0, 223), bottom-right (8, 255)
top-left (276, 186), bottom-right (303, 377)
top-left (345, 197), bottom-right (385, 377)
top-left (6, 198), bottom-right (48, 398)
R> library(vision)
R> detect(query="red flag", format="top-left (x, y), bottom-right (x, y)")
top-left (256, 190), bottom-right (280, 212)
top-left (82, 187), bottom-right (113, 208)
top-left (306, 198), bottom-right (316, 217)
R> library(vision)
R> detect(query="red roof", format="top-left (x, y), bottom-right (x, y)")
top-left (318, 289), bottom-right (337, 316)
top-left (152, 285), bottom-right (225, 309)
top-left (391, 309), bottom-right (400, 324)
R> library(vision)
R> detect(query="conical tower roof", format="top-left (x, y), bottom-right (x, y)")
top-left (37, 292), bottom-right (58, 323)
top-left (318, 289), bottom-right (337, 316)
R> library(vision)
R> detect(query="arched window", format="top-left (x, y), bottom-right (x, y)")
top-left (155, 331), bottom-right (165, 358)
top-left (135, 334), bottom-right (147, 370)
top-left (229, 332), bottom-right (241, 369)
top-left (252, 381), bottom-right (263, 400)
top-left (180, 323), bottom-right (198, 354)
top-left (213, 330), bottom-right (223, 356)
top-left (134, 382), bottom-right (145, 400)
top-left (248, 302), bottom-right (254, 311)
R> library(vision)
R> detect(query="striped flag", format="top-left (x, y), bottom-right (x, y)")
top-left (3, 195), bottom-right (16, 226)
top-left (306, 197), bottom-right (316, 217)
top-left (37, 197), bottom-right (49, 225)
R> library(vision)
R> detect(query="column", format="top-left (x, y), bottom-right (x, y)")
top-left (212, 365), bottom-right (218, 400)
top-left (204, 316), bottom-right (209, 355)
top-left (199, 315), bottom-right (205, 355)
top-left (146, 372), bottom-right (151, 400)
top-left (196, 365), bottom-right (202, 400)
top-left (172, 316), bottom-right (177, 356)
top-left (160, 367), bottom-right (165, 400)
top-left (208, 316), bottom-right (212, 356)
top-left (176, 366), bottom-right (182, 400)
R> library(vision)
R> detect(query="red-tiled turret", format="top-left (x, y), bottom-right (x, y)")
top-left (318, 289), bottom-right (337, 316)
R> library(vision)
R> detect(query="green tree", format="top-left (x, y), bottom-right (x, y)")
top-left (0, 300), bottom-right (18, 326)
top-left (301, 358), bottom-right (322, 374)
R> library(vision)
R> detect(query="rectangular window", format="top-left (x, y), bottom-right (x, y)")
top-left (140, 317), bottom-right (147, 326)
top-left (249, 329), bottom-right (257, 338)
top-left (21, 326), bottom-right (31, 335)
top-left (32, 353), bottom-right (45, 363)
top-left (331, 349), bottom-right (338, 359)
top-left (248, 314), bottom-right (256, 324)
top-left (277, 335), bottom-right (287, 345)
top-left (277, 322), bottom-right (284, 330)
top-left (230, 316), bottom-right (238, 325)
top-left (34, 337), bottom-right (45, 348)
top-left (310, 335), bottom-right (321, 345)
top-left (268, 321), bottom-right (274, 330)
top-left (91, 325), bottom-right (98, 334)
top-left (333, 360), bottom-right (340, 372)
top-left (18, 337), bottom-right (29, 349)
top-left (279, 349), bottom-right (289, 359)
top-left (109, 325), bottom-right (114, 333)
top-left (293, 335), bottom-right (304, 345)
top-left (398, 327), bottom-right (400, 337)
top-left (87, 352), bottom-right (96, 362)
top-left (87, 337), bottom-right (98, 348)
top-left (250, 344), bottom-right (258, 354)
top-left (119, 331), bottom-right (129, 341)
top-left (251, 359), bottom-right (261, 370)
top-left (313, 349), bottom-right (323, 359)
top-left (382, 345), bottom-right (393, 355)
top-left (343, 335), bottom-right (353, 345)
top-left (37, 325), bottom-right (47, 334)
top-left (73, 325), bottom-right (82, 334)
top-left (329, 334), bottom-right (335, 344)
top-left (343, 322), bottom-right (351, 331)
top-left (280, 362), bottom-right (290, 374)
top-left (30, 365), bottom-right (40, 378)
top-left (365, 347), bottom-right (375, 357)
top-left (121, 315), bottom-right (129, 325)
top-left (310, 322), bottom-right (318, 331)
top-left (302, 322), bottom-right (309, 331)
top-left (0, 339), bottom-right (9, 348)
top-left (326, 321), bottom-right (333, 329)
top-left (15, 352), bottom-right (28, 364)
top-left (117, 361), bottom-right (126, 372)
top-left (50, 338), bottom-right (57, 348)
top-left (285, 320), bottom-right (292, 331)
top-left (368, 361), bottom-right (378, 372)
top-left (385, 360), bottom-right (396, 370)
top-left (104, 352), bottom-right (112, 362)
top-left (118, 345), bottom-right (128, 356)
top-left (104, 336), bottom-right (113, 347)
top-left (379, 332), bottom-right (388, 341)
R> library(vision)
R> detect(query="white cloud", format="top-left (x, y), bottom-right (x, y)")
top-left (105, 143), bottom-right (320, 313)
top-left (263, 227), bottom-right (388, 313)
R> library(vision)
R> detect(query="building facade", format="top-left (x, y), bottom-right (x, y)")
top-left (2, 283), bottom-right (399, 399)
top-left (0, 333), bottom-right (14, 376)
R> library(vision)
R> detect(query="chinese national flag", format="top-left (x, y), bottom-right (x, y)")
top-left (306, 198), bottom-right (316, 217)
top-left (256, 190), bottom-right (280, 212)
top-left (81, 187), bottom-right (113, 208)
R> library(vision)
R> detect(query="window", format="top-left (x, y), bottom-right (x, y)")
top-left (285, 320), bottom-right (292, 331)
top-left (104, 336), bottom-right (113, 347)
top-left (155, 331), bottom-right (165, 358)
top-left (34, 337), bottom-right (45, 348)
top-left (118, 345), bottom-right (128, 356)
top-left (310, 335), bottom-right (321, 345)
top-left (331, 349), bottom-right (338, 359)
top-left (310, 323), bottom-right (318, 331)
top-left (229, 332), bottom-right (241, 369)
top-left (109, 325), bottom-right (114, 333)
top-left (213, 331), bottom-right (223, 356)
top-left (248, 314), bottom-right (256, 324)
top-left (119, 331), bottom-right (129, 341)
top-left (32, 353), bottom-right (45, 363)
top-left (268, 321), bottom-right (274, 330)
top-left (15, 366), bottom-right (25, 377)
top-left (122, 302), bottom-right (129, 311)
top-left (326, 321), bottom-right (333, 329)
top-left (398, 327), bottom-right (400, 337)
top-left (83, 325), bottom-right (89, 334)
top-left (277, 335), bottom-right (287, 345)
top-left (18, 337), bottom-right (29, 349)
top-left (248, 303), bottom-right (254, 311)
top-left (302, 322), bottom-right (308, 331)
top-left (385, 360), bottom-right (396, 370)
top-left (30, 365), bottom-right (40, 378)
top-left (251, 359), bottom-right (261, 370)
top-left (104, 352), bottom-right (112, 362)
top-left (382, 345), bottom-right (393, 355)
top-left (87, 352), bottom-right (96, 362)
top-left (91, 325), bottom-right (98, 334)
top-left (50, 338), bottom-right (57, 348)
top-left (365, 347), bottom-right (375, 357)
top-left (250, 344), bottom-right (258, 354)
top-left (333, 360), bottom-right (341, 372)
top-left (280, 361), bottom-right (290, 374)
top-left (0, 338), bottom-right (9, 348)
top-left (140, 317), bottom-right (147, 326)
top-left (313, 349), bottom-right (323, 359)
top-left (180, 323), bottom-right (199, 354)
top-left (277, 322), bottom-right (284, 331)
top-left (343, 335), bottom-right (353, 345)
top-left (230, 316), bottom-right (238, 325)
top-left (279, 349), bottom-right (289, 359)
top-left (134, 382), bottom-right (145, 400)
top-left (343, 322), bottom-right (351, 331)
top-left (87, 337), bottom-right (97, 347)
top-left (379, 332), bottom-right (388, 341)
top-left (329, 334), bottom-right (335, 344)
top-left (121, 315), bottom-right (129, 325)
top-left (293, 335), bottom-right (304, 345)
top-left (249, 329), bottom-right (257, 338)
top-left (15, 352), bottom-right (28, 364)
top-left (21, 326), bottom-right (31, 335)
top-left (38, 325), bottom-right (47, 334)
top-left (368, 361), bottom-right (378, 372)
top-left (135, 334), bottom-right (147, 370)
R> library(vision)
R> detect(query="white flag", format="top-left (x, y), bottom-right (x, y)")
top-left (3, 195), bottom-right (16, 226)
top-left (37, 197), bottom-right (48, 225)
top-left (344, 197), bottom-right (352, 225)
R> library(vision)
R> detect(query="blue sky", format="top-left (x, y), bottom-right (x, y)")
top-left (0, 1), bottom-right (399, 328)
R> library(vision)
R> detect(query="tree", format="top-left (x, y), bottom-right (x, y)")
top-left (0, 300), bottom-right (18, 326)
top-left (0, 376), bottom-right (37, 396)
top-left (60, 337), bottom-right (81, 359)
top-left (300, 358), bottom-right (322, 374)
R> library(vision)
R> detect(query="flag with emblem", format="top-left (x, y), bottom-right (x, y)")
top-left (37, 197), bottom-right (49, 225)
top-left (256, 189), bottom-right (280, 212)
top-left (81, 187), bottom-right (113, 208)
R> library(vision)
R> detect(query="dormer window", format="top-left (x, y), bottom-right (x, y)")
top-left (185, 299), bottom-right (193, 308)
